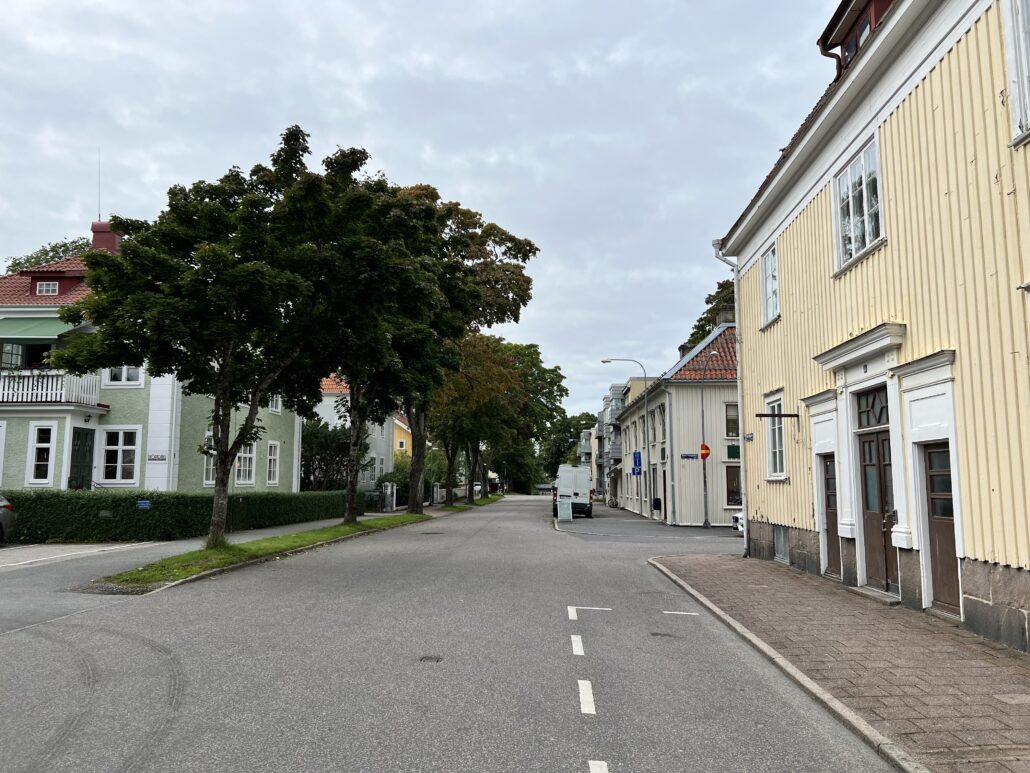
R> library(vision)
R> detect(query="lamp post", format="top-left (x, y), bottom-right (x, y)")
top-left (602, 357), bottom-right (652, 519)
top-left (699, 349), bottom-right (719, 529)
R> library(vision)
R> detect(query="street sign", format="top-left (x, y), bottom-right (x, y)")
top-left (633, 450), bottom-right (642, 467)
top-left (632, 466), bottom-right (642, 476)
top-left (136, 500), bottom-right (151, 510)
top-left (682, 453), bottom-right (698, 460)
top-left (700, 443), bottom-right (711, 461)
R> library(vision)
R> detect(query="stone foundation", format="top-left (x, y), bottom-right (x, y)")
top-left (747, 520), bottom-right (820, 576)
top-left (898, 548), bottom-right (924, 611)
top-left (961, 558), bottom-right (1030, 653)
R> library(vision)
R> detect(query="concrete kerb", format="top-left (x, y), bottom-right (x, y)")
top-left (146, 514), bottom-right (440, 596)
top-left (648, 557), bottom-right (933, 773)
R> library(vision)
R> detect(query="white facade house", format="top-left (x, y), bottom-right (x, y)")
top-left (316, 377), bottom-right (394, 491)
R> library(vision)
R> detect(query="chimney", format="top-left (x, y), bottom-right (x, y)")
top-left (715, 305), bottom-right (736, 325)
top-left (678, 341), bottom-right (692, 358)
top-left (91, 221), bottom-right (121, 254)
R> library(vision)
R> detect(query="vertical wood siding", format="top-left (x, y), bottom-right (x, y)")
top-left (739, 2), bottom-right (1030, 566)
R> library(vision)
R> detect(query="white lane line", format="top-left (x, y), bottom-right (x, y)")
top-left (589, 762), bottom-right (609, 773)
top-left (0, 542), bottom-right (157, 568)
top-left (578, 679), bottom-right (596, 714)
top-left (571, 635), bottom-right (585, 656)
top-left (567, 606), bottom-right (612, 621)
top-left (662, 611), bottom-right (700, 616)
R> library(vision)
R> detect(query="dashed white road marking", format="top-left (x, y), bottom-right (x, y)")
top-left (578, 680), bottom-right (596, 714)
top-left (589, 762), bottom-right (609, 773)
top-left (662, 611), bottom-right (700, 616)
top-left (0, 542), bottom-right (157, 569)
top-left (568, 606), bottom-right (612, 621)
top-left (571, 635), bottom-right (585, 656)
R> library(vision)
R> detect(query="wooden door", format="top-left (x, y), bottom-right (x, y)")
top-left (822, 454), bottom-right (841, 577)
top-left (860, 430), bottom-right (898, 592)
top-left (68, 427), bottom-right (95, 490)
top-left (925, 443), bottom-right (960, 613)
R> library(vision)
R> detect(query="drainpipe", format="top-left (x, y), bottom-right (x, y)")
top-left (713, 239), bottom-right (748, 557)
top-left (663, 381), bottom-right (676, 526)
top-left (819, 39), bottom-right (843, 82)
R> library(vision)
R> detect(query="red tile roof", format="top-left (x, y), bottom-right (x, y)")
top-left (0, 256), bottom-right (89, 306)
top-left (320, 375), bottom-right (349, 394)
top-left (668, 327), bottom-right (737, 382)
top-left (393, 411), bottom-right (410, 430)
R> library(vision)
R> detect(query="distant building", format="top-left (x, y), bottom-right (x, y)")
top-left (315, 376), bottom-right (394, 490)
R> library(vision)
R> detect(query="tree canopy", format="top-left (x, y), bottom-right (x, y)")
top-left (5, 236), bottom-right (91, 274)
top-left (685, 278), bottom-right (734, 348)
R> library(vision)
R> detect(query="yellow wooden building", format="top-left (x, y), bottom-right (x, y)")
top-left (716, 0), bottom-right (1030, 648)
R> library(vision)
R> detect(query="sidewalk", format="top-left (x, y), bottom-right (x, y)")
top-left (654, 554), bottom-right (1030, 773)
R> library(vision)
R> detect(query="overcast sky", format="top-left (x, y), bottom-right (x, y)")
top-left (0, 0), bottom-right (834, 416)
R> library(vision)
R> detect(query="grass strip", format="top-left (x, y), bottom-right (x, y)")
top-left (104, 513), bottom-right (430, 589)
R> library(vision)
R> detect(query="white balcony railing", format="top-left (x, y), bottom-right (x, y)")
top-left (0, 370), bottom-right (101, 406)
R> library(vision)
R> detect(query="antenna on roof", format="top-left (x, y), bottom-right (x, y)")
top-left (97, 146), bottom-right (102, 221)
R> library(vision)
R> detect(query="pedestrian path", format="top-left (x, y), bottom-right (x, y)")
top-left (654, 554), bottom-right (1030, 773)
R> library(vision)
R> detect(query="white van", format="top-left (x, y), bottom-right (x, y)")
top-left (552, 464), bottom-right (593, 518)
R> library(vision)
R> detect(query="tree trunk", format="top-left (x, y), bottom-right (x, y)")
top-left (443, 440), bottom-right (457, 506)
top-left (480, 458), bottom-right (489, 500)
top-left (466, 443), bottom-right (480, 505)
top-left (344, 383), bottom-right (368, 524)
top-left (207, 461), bottom-right (232, 549)
top-left (406, 402), bottom-right (427, 514)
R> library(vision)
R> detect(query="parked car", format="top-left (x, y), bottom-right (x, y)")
top-left (473, 482), bottom-right (482, 496)
top-left (0, 495), bottom-right (17, 543)
top-left (553, 464), bottom-right (593, 518)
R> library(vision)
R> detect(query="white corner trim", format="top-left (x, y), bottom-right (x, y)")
top-left (814, 323), bottom-right (906, 371)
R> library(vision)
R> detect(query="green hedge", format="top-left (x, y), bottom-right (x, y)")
top-left (4, 489), bottom-right (355, 543)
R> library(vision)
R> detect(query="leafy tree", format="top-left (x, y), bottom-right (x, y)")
top-left (301, 419), bottom-right (367, 491)
top-left (539, 410), bottom-right (596, 479)
top-left (54, 126), bottom-right (361, 548)
top-left (685, 279), bottom-right (734, 348)
top-left (6, 237), bottom-right (91, 273)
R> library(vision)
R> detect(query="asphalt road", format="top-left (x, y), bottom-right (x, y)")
top-left (0, 495), bottom-right (891, 772)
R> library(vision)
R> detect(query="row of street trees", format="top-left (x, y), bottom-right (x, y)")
top-left (51, 126), bottom-right (549, 547)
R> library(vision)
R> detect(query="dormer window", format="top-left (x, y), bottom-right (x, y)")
top-left (820, 0), bottom-right (895, 76)
top-left (35, 281), bottom-right (58, 296)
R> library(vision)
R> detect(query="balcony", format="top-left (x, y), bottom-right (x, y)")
top-left (0, 370), bottom-right (101, 407)
top-left (608, 439), bottom-right (622, 460)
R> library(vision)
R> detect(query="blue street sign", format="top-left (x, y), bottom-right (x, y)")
top-left (682, 453), bottom-right (699, 460)
top-left (136, 500), bottom-right (151, 510)
top-left (633, 450), bottom-right (642, 467)
top-left (632, 466), bottom-right (642, 476)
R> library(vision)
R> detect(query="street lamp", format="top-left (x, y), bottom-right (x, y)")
top-left (602, 357), bottom-right (652, 519)
top-left (699, 350), bottom-right (720, 529)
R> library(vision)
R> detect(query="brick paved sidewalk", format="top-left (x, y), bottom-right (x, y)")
top-left (655, 554), bottom-right (1030, 773)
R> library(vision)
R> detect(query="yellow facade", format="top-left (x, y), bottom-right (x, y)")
top-left (394, 419), bottom-right (412, 456)
top-left (739, 2), bottom-right (1030, 568)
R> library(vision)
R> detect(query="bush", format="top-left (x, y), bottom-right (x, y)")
top-left (4, 489), bottom-right (350, 543)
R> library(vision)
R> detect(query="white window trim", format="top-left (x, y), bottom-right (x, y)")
top-left (1003, 0), bottom-right (1030, 145)
top-left (203, 431), bottom-right (216, 487)
top-left (25, 420), bottom-right (58, 486)
top-left (266, 440), bottom-right (280, 487)
top-left (398, 439), bottom-right (406, 450)
top-left (99, 426), bottom-right (142, 486)
top-left (724, 463), bottom-right (743, 510)
top-left (268, 395), bottom-right (282, 415)
top-left (765, 391), bottom-right (787, 480)
top-left (36, 281), bottom-right (59, 296)
top-left (833, 137), bottom-right (886, 271)
top-left (235, 442), bottom-right (256, 486)
top-left (761, 243), bottom-right (780, 326)
top-left (101, 365), bottom-right (145, 389)
top-left (724, 402), bottom-right (740, 440)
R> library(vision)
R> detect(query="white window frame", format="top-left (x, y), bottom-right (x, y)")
top-left (834, 138), bottom-right (884, 270)
top-left (102, 365), bottom-right (144, 388)
top-left (761, 244), bottom-right (780, 324)
top-left (765, 391), bottom-right (786, 479)
top-left (1, 343), bottom-right (24, 369)
top-left (378, 455), bottom-right (385, 479)
top-left (725, 463), bottom-right (743, 509)
top-left (100, 426), bottom-right (141, 485)
top-left (203, 431), bottom-right (216, 487)
top-left (35, 281), bottom-right (59, 296)
top-left (1003, 0), bottom-right (1030, 144)
top-left (25, 421), bottom-right (57, 486)
top-left (398, 439), bottom-right (406, 450)
top-left (235, 442), bottom-right (255, 486)
top-left (725, 403), bottom-right (740, 439)
top-left (267, 440), bottom-right (280, 486)
top-left (268, 395), bottom-right (282, 414)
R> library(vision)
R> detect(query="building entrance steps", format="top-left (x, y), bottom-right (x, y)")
top-left (652, 554), bottom-right (1030, 773)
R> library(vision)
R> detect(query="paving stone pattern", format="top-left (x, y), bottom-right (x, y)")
top-left (657, 554), bottom-right (1030, 773)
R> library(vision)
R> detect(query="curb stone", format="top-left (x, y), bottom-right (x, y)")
top-left (648, 557), bottom-right (933, 773)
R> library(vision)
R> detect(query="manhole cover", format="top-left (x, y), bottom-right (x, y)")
top-left (420, 656), bottom-right (443, 663)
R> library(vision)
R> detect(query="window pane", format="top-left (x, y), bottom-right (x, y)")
top-left (106, 431), bottom-right (119, 446)
top-left (930, 474), bottom-right (952, 494)
top-left (725, 404), bottom-right (739, 437)
top-left (109, 368), bottom-right (122, 382)
top-left (37, 427), bottom-right (51, 444)
top-left (123, 431), bottom-right (136, 447)
top-left (125, 367), bottom-right (140, 382)
top-left (35, 447), bottom-right (50, 464)
top-left (726, 466), bottom-right (742, 506)
top-left (838, 176), bottom-right (853, 264)
top-left (864, 466), bottom-right (880, 510)
top-left (35, 462), bottom-right (49, 479)
top-left (851, 158), bottom-right (867, 252)
top-left (931, 498), bottom-right (954, 518)
top-left (927, 449), bottom-right (950, 471)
